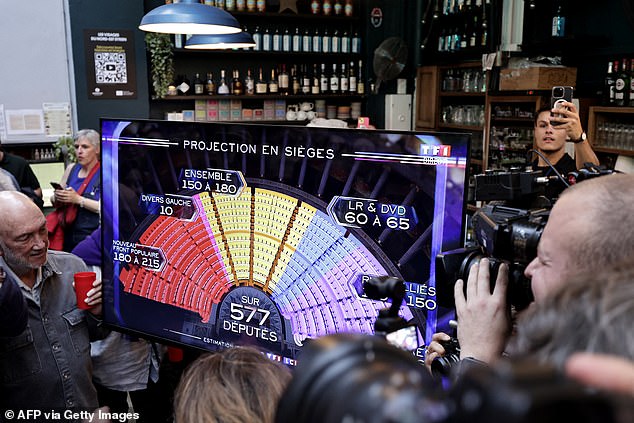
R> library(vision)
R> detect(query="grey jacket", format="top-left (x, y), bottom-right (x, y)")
top-left (0, 251), bottom-right (100, 411)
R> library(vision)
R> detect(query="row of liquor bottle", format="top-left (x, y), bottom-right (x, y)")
top-left (185, 0), bottom-right (356, 17)
top-left (441, 68), bottom-right (487, 93)
top-left (251, 26), bottom-right (361, 54)
top-left (168, 61), bottom-right (366, 96)
top-left (438, 0), bottom-right (491, 16)
top-left (437, 9), bottom-right (489, 52)
top-left (603, 58), bottom-right (634, 107)
top-left (175, 26), bottom-right (362, 54)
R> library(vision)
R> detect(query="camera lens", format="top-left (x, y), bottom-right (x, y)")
top-left (431, 354), bottom-right (461, 377)
top-left (553, 87), bottom-right (564, 97)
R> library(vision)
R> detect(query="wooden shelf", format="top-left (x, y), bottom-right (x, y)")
top-left (438, 123), bottom-right (483, 131)
top-left (439, 91), bottom-right (486, 97)
top-left (155, 93), bottom-right (364, 101)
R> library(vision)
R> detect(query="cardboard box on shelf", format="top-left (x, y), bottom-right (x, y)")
top-left (499, 67), bottom-right (577, 91)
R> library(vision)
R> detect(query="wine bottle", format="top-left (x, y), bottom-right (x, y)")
top-left (193, 73), bottom-right (204, 95)
top-left (322, 29), bottom-right (331, 53)
top-left (628, 60), bottom-right (634, 107)
top-left (329, 63), bottom-right (339, 93)
top-left (340, 63), bottom-right (349, 92)
top-left (282, 27), bottom-right (291, 52)
top-left (278, 64), bottom-right (290, 95)
top-left (217, 70), bottom-right (230, 95)
top-left (206, 72), bottom-right (216, 95)
top-left (551, 1), bottom-right (565, 37)
top-left (292, 27), bottom-right (302, 52)
top-left (291, 65), bottom-right (300, 95)
top-left (302, 64), bottom-right (311, 94)
top-left (604, 61), bottom-right (615, 106)
top-left (356, 60), bottom-right (365, 95)
top-left (245, 68), bottom-right (255, 95)
top-left (320, 63), bottom-right (329, 94)
top-left (256, 67), bottom-right (268, 94)
top-left (272, 27), bottom-right (281, 52)
top-left (262, 27), bottom-right (271, 52)
top-left (268, 68), bottom-right (279, 94)
top-left (615, 59), bottom-right (629, 107)
top-left (348, 61), bottom-right (357, 93)
top-left (252, 26), bottom-right (262, 51)
top-left (312, 63), bottom-right (320, 94)
top-left (231, 69), bottom-right (243, 95)
top-left (312, 28), bottom-right (322, 53)
top-left (302, 28), bottom-right (312, 52)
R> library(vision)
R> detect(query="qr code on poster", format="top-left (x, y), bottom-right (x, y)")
top-left (94, 52), bottom-right (128, 84)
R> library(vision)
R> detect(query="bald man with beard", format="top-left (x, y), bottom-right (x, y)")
top-left (0, 191), bottom-right (103, 413)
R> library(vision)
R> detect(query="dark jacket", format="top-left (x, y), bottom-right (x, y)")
top-left (0, 251), bottom-right (100, 411)
top-left (0, 274), bottom-right (27, 336)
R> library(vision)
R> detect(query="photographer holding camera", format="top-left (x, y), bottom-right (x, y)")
top-left (425, 174), bottom-right (634, 374)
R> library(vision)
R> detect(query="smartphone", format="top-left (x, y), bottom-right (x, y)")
top-left (550, 85), bottom-right (574, 125)
top-left (50, 181), bottom-right (64, 190)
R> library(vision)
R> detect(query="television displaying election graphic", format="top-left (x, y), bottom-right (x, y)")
top-left (100, 119), bottom-right (470, 365)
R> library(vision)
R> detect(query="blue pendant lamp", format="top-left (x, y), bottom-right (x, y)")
top-left (185, 32), bottom-right (256, 50)
top-left (139, 0), bottom-right (241, 35)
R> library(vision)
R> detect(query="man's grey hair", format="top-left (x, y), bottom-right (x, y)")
top-left (508, 261), bottom-right (634, 370)
top-left (560, 174), bottom-right (634, 271)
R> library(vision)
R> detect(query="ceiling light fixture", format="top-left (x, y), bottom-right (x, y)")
top-left (139, 0), bottom-right (241, 35)
top-left (185, 32), bottom-right (256, 50)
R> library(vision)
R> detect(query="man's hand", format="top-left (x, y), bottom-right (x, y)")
top-left (549, 100), bottom-right (584, 142)
top-left (424, 332), bottom-right (452, 374)
top-left (453, 258), bottom-right (511, 364)
top-left (85, 278), bottom-right (102, 316)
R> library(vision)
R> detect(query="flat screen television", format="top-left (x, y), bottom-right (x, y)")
top-left (100, 119), bottom-right (470, 365)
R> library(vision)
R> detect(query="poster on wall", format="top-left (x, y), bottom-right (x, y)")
top-left (84, 29), bottom-right (137, 99)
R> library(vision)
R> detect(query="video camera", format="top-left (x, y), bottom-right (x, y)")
top-left (437, 164), bottom-right (615, 311)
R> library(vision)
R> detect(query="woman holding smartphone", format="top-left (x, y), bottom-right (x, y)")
top-left (51, 129), bottom-right (101, 252)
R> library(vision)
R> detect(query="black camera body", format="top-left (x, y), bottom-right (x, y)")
top-left (431, 337), bottom-right (461, 377)
top-left (436, 203), bottom-right (548, 310)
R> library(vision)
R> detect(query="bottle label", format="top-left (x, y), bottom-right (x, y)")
top-left (551, 16), bottom-right (565, 37)
top-left (616, 78), bottom-right (626, 91)
top-left (279, 74), bottom-right (289, 89)
top-left (303, 36), bottom-right (312, 51)
top-left (341, 78), bottom-right (349, 92)
top-left (357, 82), bottom-right (365, 95)
top-left (341, 37), bottom-right (350, 53)
top-left (247, 0), bottom-right (256, 11)
top-left (330, 77), bottom-right (339, 91)
top-left (256, 82), bottom-right (267, 94)
top-left (331, 37), bottom-right (340, 53)
top-left (292, 35), bottom-right (301, 52)
top-left (195, 85), bottom-right (204, 95)
top-left (273, 35), bottom-right (281, 51)
top-left (178, 82), bottom-right (190, 94)
top-left (256, 0), bottom-right (265, 12)
top-left (323, 36), bottom-right (331, 53)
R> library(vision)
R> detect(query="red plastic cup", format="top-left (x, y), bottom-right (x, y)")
top-left (167, 346), bottom-right (184, 363)
top-left (73, 271), bottom-right (96, 310)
